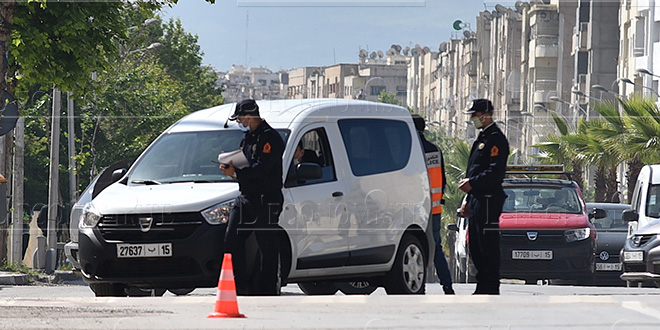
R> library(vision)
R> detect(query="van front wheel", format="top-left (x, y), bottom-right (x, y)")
top-left (384, 235), bottom-right (426, 294)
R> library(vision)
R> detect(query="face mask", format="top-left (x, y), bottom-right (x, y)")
top-left (471, 116), bottom-right (484, 129)
top-left (238, 122), bottom-right (249, 132)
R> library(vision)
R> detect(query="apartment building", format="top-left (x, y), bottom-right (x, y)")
top-left (287, 67), bottom-right (324, 99)
top-left (219, 65), bottom-right (286, 103)
top-left (619, 0), bottom-right (660, 100)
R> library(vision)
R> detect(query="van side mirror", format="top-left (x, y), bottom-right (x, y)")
top-left (111, 168), bottom-right (127, 183)
top-left (295, 163), bottom-right (322, 181)
top-left (456, 209), bottom-right (463, 218)
top-left (447, 223), bottom-right (459, 232)
top-left (589, 208), bottom-right (607, 220)
top-left (622, 209), bottom-right (638, 222)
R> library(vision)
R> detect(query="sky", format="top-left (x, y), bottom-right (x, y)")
top-left (160, 0), bottom-right (507, 73)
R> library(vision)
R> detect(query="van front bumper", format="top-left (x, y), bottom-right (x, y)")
top-left (78, 219), bottom-right (226, 289)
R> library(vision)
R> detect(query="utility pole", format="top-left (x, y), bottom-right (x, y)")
top-left (67, 92), bottom-right (76, 206)
top-left (46, 88), bottom-right (61, 274)
top-left (9, 117), bottom-right (23, 263)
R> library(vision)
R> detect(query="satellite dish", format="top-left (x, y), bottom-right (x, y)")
top-left (411, 47), bottom-right (421, 56)
top-left (0, 90), bottom-right (18, 137)
top-left (370, 51), bottom-right (377, 59)
top-left (439, 42), bottom-right (448, 53)
top-left (463, 30), bottom-right (471, 39)
top-left (359, 49), bottom-right (368, 58)
top-left (386, 49), bottom-right (396, 56)
top-left (495, 4), bottom-right (507, 13)
top-left (422, 46), bottom-right (431, 54)
top-left (393, 44), bottom-right (402, 53)
top-left (377, 50), bottom-right (384, 59)
top-left (403, 46), bottom-right (410, 56)
top-left (452, 20), bottom-right (463, 31)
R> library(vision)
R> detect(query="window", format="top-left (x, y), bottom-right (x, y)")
top-left (370, 86), bottom-right (385, 96)
top-left (338, 119), bottom-right (412, 176)
top-left (502, 186), bottom-right (582, 214)
top-left (645, 184), bottom-right (660, 218)
top-left (285, 128), bottom-right (336, 187)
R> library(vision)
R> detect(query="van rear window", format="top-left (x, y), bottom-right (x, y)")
top-left (338, 119), bottom-right (411, 176)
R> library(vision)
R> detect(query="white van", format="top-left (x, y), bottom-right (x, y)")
top-left (76, 99), bottom-right (433, 296)
top-left (622, 164), bottom-right (660, 234)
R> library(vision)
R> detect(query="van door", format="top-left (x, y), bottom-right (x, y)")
top-left (280, 126), bottom-right (349, 271)
top-left (337, 118), bottom-right (419, 267)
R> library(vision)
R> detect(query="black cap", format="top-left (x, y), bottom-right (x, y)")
top-left (229, 99), bottom-right (259, 120)
top-left (411, 114), bottom-right (425, 132)
top-left (463, 99), bottom-right (494, 114)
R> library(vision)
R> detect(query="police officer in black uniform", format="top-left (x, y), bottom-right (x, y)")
top-left (220, 99), bottom-right (285, 295)
top-left (458, 99), bottom-right (509, 295)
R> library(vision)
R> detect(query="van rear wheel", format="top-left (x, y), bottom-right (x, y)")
top-left (384, 234), bottom-right (426, 294)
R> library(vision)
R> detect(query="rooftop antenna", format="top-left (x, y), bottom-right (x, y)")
top-left (244, 11), bottom-right (249, 69)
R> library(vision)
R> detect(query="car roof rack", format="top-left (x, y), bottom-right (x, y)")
top-left (506, 164), bottom-right (573, 181)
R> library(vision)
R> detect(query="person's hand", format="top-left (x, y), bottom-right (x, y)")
top-left (461, 199), bottom-right (469, 218)
top-left (220, 160), bottom-right (235, 177)
top-left (458, 178), bottom-right (472, 193)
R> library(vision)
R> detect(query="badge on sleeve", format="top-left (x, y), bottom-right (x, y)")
top-left (263, 142), bottom-right (272, 154)
top-left (490, 145), bottom-right (499, 157)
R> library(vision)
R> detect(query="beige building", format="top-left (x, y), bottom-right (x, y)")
top-left (287, 67), bottom-right (323, 99)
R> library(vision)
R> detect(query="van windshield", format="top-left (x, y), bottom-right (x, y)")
top-left (645, 184), bottom-right (660, 218)
top-left (129, 129), bottom-right (289, 184)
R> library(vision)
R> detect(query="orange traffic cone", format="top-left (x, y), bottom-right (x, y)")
top-left (207, 253), bottom-right (246, 318)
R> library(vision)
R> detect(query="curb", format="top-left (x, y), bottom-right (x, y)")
top-left (0, 271), bottom-right (29, 285)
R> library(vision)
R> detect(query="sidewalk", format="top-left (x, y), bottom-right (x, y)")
top-left (0, 270), bottom-right (83, 286)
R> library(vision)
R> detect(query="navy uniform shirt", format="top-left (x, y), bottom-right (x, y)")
top-left (235, 120), bottom-right (285, 194)
top-left (466, 122), bottom-right (509, 198)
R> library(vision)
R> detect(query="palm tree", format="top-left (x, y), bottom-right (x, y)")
top-left (531, 113), bottom-right (585, 192)
top-left (618, 96), bottom-right (660, 199)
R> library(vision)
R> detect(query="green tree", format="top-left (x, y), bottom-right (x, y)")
top-left (377, 90), bottom-right (401, 105)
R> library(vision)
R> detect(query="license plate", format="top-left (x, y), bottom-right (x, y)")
top-left (512, 250), bottom-right (553, 260)
top-left (596, 263), bottom-right (622, 271)
top-left (622, 251), bottom-right (643, 262)
top-left (117, 243), bottom-right (172, 258)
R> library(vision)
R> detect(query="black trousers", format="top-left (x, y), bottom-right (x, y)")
top-left (468, 194), bottom-right (504, 294)
top-left (224, 191), bottom-right (283, 295)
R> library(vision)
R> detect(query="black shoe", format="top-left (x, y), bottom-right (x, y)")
top-left (443, 285), bottom-right (455, 295)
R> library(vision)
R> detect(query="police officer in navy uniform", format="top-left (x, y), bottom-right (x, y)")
top-left (220, 99), bottom-right (285, 295)
top-left (458, 99), bottom-right (509, 295)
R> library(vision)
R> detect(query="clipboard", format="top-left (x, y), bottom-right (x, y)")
top-left (218, 149), bottom-right (249, 169)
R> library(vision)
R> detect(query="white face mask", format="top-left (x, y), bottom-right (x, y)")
top-left (238, 122), bottom-right (250, 132)
top-left (471, 115), bottom-right (484, 129)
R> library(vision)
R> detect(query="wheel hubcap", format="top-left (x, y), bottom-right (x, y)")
top-left (402, 244), bottom-right (424, 292)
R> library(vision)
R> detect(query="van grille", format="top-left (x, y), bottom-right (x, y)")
top-left (98, 213), bottom-right (203, 241)
top-left (96, 257), bottom-right (201, 279)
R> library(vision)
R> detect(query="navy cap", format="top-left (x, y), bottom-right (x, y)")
top-left (463, 99), bottom-right (494, 114)
top-left (229, 99), bottom-right (260, 120)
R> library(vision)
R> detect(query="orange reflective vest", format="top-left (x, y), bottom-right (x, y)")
top-left (426, 150), bottom-right (444, 215)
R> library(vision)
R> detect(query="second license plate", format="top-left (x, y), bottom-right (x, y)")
top-left (117, 243), bottom-right (172, 258)
top-left (512, 250), bottom-right (553, 260)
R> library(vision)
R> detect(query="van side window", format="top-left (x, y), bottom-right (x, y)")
top-left (285, 128), bottom-right (336, 187)
top-left (338, 119), bottom-right (412, 176)
top-left (646, 185), bottom-right (660, 218)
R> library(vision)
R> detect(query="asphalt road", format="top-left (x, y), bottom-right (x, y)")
top-left (1, 280), bottom-right (660, 329)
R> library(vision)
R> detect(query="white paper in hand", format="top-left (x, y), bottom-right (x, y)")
top-left (218, 149), bottom-right (249, 169)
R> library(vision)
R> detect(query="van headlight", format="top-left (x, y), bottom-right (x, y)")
top-left (80, 204), bottom-right (102, 228)
top-left (202, 200), bottom-right (235, 225)
top-left (564, 227), bottom-right (591, 242)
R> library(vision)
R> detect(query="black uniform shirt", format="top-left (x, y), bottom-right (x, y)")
top-left (466, 123), bottom-right (509, 198)
top-left (235, 120), bottom-right (285, 194)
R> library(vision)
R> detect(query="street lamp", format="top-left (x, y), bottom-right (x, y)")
top-left (636, 68), bottom-right (660, 78)
top-left (621, 77), bottom-right (660, 97)
top-left (592, 84), bottom-right (624, 98)
top-left (534, 103), bottom-right (574, 130)
top-left (572, 89), bottom-right (599, 101)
